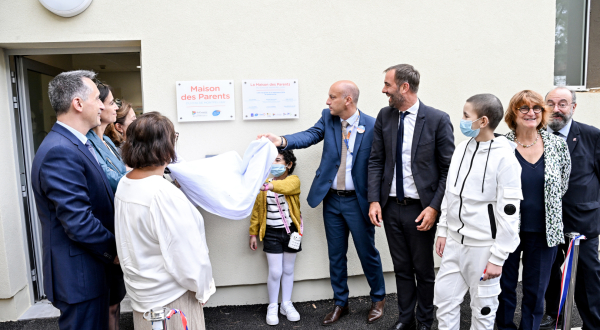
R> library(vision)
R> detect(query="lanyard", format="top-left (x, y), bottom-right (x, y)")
top-left (343, 111), bottom-right (360, 156)
top-left (265, 182), bottom-right (303, 235)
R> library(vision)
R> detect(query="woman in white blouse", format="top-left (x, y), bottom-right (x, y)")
top-left (115, 112), bottom-right (215, 330)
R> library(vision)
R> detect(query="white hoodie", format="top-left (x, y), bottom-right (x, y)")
top-left (438, 135), bottom-right (522, 266)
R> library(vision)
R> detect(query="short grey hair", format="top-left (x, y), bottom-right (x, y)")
top-left (48, 70), bottom-right (97, 115)
top-left (546, 87), bottom-right (577, 104)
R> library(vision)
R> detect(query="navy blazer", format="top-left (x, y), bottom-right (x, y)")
top-left (31, 123), bottom-right (116, 304)
top-left (367, 101), bottom-right (455, 210)
top-left (562, 120), bottom-right (600, 237)
top-left (284, 109), bottom-right (375, 223)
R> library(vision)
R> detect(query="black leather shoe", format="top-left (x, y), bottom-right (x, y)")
top-left (540, 314), bottom-right (561, 329)
top-left (389, 319), bottom-right (416, 330)
top-left (416, 321), bottom-right (431, 330)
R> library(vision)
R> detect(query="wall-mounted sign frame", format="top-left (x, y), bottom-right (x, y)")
top-left (176, 80), bottom-right (235, 122)
top-left (242, 79), bottom-right (299, 120)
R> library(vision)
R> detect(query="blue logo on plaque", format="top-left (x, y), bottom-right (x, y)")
top-left (212, 110), bottom-right (221, 116)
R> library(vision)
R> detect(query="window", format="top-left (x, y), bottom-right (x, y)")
top-left (554, 0), bottom-right (590, 89)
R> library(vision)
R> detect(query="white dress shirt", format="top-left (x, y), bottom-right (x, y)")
top-left (547, 119), bottom-right (573, 142)
top-left (114, 175), bottom-right (216, 312)
top-left (389, 99), bottom-right (420, 198)
top-left (56, 121), bottom-right (88, 144)
top-left (332, 109), bottom-right (361, 190)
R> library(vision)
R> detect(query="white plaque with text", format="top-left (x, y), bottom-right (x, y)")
top-left (242, 79), bottom-right (299, 120)
top-left (176, 80), bottom-right (235, 122)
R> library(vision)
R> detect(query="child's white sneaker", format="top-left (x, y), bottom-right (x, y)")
top-left (280, 301), bottom-right (300, 322)
top-left (266, 303), bottom-right (279, 325)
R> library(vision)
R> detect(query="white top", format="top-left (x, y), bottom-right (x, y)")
top-left (114, 175), bottom-right (215, 312)
top-left (390, 99), bottom-right (420, 198)
top-left (438, 137), bottom-right (522, 266)
top-left (331, 109), bottom-right (360, 190)
top-left (266, 179), bottom-right (292, 228)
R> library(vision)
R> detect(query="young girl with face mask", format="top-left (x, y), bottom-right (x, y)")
top-left (249, 150), bottom-right (303, 326)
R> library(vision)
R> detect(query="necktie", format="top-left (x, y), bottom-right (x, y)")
top-left (396, 111), bottom-right (408, 200)
top-left (85, 140), bottom-right (100, 164)
top-left (336, 120), bottom-right (349, 190)
top-left (552, 131), bottom-right (561, 137)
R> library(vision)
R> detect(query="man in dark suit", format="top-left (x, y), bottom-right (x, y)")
top-left (368, 64), bottom-right (454, 330)
top-left (258, 80), bottom-right (386, 326)
top-left (540, 87), bottom-right (600, 330)
top-left (31, 70), bottom-right (119, 330)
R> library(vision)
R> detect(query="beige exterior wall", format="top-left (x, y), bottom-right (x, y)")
top-left (0, 0), bottom-right (578, 320)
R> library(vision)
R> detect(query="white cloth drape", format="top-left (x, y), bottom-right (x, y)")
top-left (167, 137), bottom-right (278, 220)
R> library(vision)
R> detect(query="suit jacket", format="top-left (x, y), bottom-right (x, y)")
top-left (31, 123), bottom-right (117, 304)
top-left (562, 120), bottom-right (600, 237)
top-left (283, 109), bottom-right (375, 223)
top-left (368, 101), bottom-right (455, 210)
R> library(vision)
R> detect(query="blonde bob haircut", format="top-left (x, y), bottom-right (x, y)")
top-left (504, 90), bottom-right (549, 131)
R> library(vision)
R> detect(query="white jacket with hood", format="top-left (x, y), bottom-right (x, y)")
top-left (438, 135), bottom-right (522, 266)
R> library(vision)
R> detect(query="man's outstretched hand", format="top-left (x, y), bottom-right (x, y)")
top-left (257, 133), bottom-right (283, 147)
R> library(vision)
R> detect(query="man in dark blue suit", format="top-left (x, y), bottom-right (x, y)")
top-left (258, 80), bottom-right (386, 326)
top-left (31, 70), bottom-right (118, 330)
top-left (540, 87), bottom-right (600, 330)
top-left (368, 64), bottom-right (454, 330)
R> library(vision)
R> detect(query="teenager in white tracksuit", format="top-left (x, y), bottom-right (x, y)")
top-left (434, 94), bottom-right (522, 330)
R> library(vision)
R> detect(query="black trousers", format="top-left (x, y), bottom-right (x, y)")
top-left (382, 201), bottom-right (436, 327)
top-left (545, 236), bottom-right (600, 329)
top-left (497, 232), bottom-right (557, 330)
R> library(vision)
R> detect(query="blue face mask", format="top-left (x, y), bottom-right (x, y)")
top-left (459, 117), bottom-right (483, 138)
top-left (270, 164), bottom-right (287, 177)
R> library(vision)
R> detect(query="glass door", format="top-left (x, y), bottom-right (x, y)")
top-left (14, 56), bottom-right (63, 301)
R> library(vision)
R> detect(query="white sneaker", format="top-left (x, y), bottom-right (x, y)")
top-left (266, 303), bottom-right (279, 325)
top-left (280, 301), bottom-right (300, 322)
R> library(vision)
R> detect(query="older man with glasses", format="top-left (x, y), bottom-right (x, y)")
top-left (540, 87), bottom-right (600, 329)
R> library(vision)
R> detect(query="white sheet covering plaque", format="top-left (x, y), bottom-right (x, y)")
top-left (176, 80), bottom-right (235, 122)
top-left (242, 79), bottom-right (299, 120)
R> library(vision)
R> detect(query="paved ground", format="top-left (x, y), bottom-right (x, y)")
top-left (0, 283), bottom-right (583, 329)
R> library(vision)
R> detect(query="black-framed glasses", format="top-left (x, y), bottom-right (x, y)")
top-left (546, 102), bottom-right (574, 110)
top-left (518, 105), bottom-right (544, 114)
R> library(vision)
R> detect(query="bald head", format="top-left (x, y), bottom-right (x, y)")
top-left (546, 86), bottom-right (576, 104)
top-left (332, 80), bottom-right (360, 105)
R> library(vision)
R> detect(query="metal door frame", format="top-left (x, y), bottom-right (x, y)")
top-left (14, 56), bottom-right (63, 301)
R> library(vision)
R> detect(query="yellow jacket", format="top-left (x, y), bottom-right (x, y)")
top-left (249, 175), bottom-right (302, 241)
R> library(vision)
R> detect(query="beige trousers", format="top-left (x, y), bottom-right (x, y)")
top-left (133, 291), bottom-right (205, 330)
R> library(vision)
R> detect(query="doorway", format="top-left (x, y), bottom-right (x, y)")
top-left (10, 51), bottom-right (142, 301)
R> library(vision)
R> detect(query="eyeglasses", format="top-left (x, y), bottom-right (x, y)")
top-left (518, 105), bottom-right (544, 114)
top-left (546, 102), bottom-right (573, 110)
